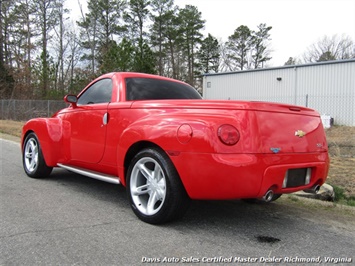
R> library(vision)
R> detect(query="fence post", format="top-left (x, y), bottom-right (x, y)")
top-left (13, 100), bottom-right (16, 120)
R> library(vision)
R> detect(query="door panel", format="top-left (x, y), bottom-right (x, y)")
top-left (64, 104), bottom-right (108, 163)
top-left (62, 78), bottom-right (112, 163)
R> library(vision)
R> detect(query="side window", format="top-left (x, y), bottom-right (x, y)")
top-left (77, 78), bottom-right (112, 105)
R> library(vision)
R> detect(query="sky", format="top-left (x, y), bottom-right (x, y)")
top-left (67, 0), bottom-right (355, 67)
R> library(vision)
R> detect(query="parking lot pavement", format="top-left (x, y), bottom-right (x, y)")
top-left (1, 138), bottom-right (354, 265)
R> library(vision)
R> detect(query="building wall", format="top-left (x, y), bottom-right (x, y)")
top-left (203, 60), bottom-right (355, 126)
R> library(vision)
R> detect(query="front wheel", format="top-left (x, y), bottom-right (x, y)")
top-left (23, 132), bottom-right (52, 178)
top-left (126, 148), bottom-right (190, 224)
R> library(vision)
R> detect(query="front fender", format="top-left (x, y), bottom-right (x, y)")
top-left (22, 118), bottom-right (64, 166)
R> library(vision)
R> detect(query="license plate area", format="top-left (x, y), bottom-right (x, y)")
top-left (283, 168), bottom-right (311, 188)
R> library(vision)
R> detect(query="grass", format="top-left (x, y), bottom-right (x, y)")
top-left (330, 184), bottom-right (355, 207)
top-left (0, 120), bottom-right (24, 137)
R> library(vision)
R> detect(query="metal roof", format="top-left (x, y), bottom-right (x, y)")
top-left (202, 59), bottom-right (355, 77)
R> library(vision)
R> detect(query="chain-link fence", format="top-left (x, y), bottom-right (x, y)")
top-left (0, 100), bottom-right (67, 121)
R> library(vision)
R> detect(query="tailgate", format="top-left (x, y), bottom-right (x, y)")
top-left (253, 107), bottom-right (327, 154)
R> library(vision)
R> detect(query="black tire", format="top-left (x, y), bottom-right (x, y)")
top-left (126, 147), bottom-right (190, 224)
top-left (22, 132), bottom-right (52, 178)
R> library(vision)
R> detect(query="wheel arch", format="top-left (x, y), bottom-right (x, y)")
top-left (122, 141), bottom-right (166, 186)
top-left (22, 129), bottom-right (34, 149)
top-left (22, 118), bottom-right (63, 167)
top-left (125, 142), bottom-right (190, 224)
top-left (22, 131), bottom-right (53, 178)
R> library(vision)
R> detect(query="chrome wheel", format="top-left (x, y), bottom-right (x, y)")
top-left (127, 148), bottom-right (190, 224)
top-left (24, 137), bottom-right (39, 173)
top-left (22, 132), bottom-right (52, 178)
top-left (130, 157), bottom-right (167, 216)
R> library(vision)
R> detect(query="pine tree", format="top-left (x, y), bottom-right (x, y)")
top-left (124, 0), bottom-right (155, 73)
top-left (284, 57), bottom-right (297, 66)
top-left (227, 25), bottom-right (252, 71)
top-left (197, 33), bottom-right (220, 74)
top-left (250, 23), bottom-right (272, 69)
top-left (150, 0), bottom-right (174, 76)
top-left (178, 5), bottom-right (205, 85)
top-left (116, 38), bottom-right (135, 71)
top-left (160, 8), bottom-right (181, 78)
top-left (77, 0), bottom-right (126, 76)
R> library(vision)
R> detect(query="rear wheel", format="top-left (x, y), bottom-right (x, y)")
top-left (23, 132), bottom-right (52, 178)
top-left (126, 148), bottom-right (190, 224)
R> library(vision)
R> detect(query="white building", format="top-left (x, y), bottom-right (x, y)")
top-left (202, 59), bottom-right (355, 126)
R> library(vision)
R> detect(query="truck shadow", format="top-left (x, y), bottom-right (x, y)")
top-left (45, 167), bottom-right (312, 247)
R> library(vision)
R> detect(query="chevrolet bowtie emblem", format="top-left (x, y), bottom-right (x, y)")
top-left (295, 130), bottom-right (306, 138)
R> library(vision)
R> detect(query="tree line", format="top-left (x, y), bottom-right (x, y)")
top-left (1, 0), bottom-right (354, 100)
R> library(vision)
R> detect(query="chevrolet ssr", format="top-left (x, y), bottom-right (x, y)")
top-left (21, 72), bottom-right (329, 224)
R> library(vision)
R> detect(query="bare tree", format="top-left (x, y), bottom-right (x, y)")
top-left (64, 24), bottom-right (82, 92)
top-left (52, 0), bottom-right (69, 92)
top-left (219, 41), bottom-right (234, 72)
top-left (302, 34), bottom-right (355, 63)
top-left (33, 0), bottom-right (61, 96)
top-left (0, 0), bottom-right (15, 98)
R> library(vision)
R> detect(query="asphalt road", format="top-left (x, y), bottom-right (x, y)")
top-left (1, 138), bottom-right (354, 266)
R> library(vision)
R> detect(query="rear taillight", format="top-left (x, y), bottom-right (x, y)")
top-left (217, 124), bottom-right (240, 146)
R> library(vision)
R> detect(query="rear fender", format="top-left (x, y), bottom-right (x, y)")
top-left (116, 114), bottom-right (240, 184)
top-left (117, 118), bottom-right (187, 185)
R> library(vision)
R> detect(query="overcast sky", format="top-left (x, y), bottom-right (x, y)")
top-left (174, 0), bottom-right (355, 66)
top-left (68, 0), bottom-right (355, 67)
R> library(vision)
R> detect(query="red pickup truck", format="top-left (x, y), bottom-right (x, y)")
top-left (21, 72), bottom-right (329, 224)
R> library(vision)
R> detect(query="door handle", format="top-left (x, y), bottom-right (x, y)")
top-left (102, 113), bottom-right (109, 125)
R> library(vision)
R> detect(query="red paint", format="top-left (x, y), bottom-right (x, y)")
top-left (177, 124), bottom-right (193, 144)
top-left (22, 72), bottom-right (329, 199)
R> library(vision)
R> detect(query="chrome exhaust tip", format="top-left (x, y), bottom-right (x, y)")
top-left (314, 185), bottom-right (321, 194)
top-left (303, 185), bottom-right (321, 194)
top-left (263, 190), bottom-right (274, 202)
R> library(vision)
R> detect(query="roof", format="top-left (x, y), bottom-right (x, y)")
top-left (202, 59), bottom-right (355, 77)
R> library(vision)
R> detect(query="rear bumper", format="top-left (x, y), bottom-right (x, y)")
top-left (170, 152), bottom-right (329, 200)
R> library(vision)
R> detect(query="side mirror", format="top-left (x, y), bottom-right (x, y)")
top-left (64, 94), bottom-right (78, 108)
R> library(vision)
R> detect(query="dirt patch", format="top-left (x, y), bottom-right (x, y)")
top-left (326, 126), bottom-right (355, 157)
top-left (0, 120), bottom-right (24, 138)
top-left (327, 157), bottom-right (355, 198)
top-left (325, 126), bottom-right (355, 199)
top-left (280, 195), bottom-right (355, 230)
